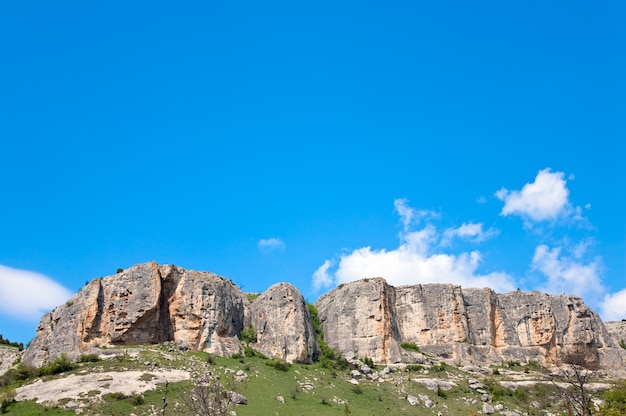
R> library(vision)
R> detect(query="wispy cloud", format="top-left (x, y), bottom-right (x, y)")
top-left (393, 199), bottom-right (439, 232)
top-left (312, 199), bottom-right (515, 293)
top-left (0, 265), bottom-right (73, 321)
top-left (531, 244), bottom-right (604, 303)
top-left (496, 168), bottom-right (584, 225)
top-left (258, 237), bottom-right (286, 253)
top-left (442, 222), bottom-right (499, 246)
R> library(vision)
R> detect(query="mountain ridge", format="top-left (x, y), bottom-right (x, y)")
top-left (22, 262), bottom-right (626, 378)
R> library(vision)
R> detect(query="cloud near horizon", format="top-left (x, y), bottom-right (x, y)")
top-left (600, 289), bottom-right (626, 321)
top-left (531, 243), bottom-right (605, 303)
top-left (312, 199), bottom-right (514, 292)
top-left (0, 265), bottom-right (74, 321)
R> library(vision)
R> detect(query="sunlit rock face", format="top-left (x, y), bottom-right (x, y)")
top-left (248, 282), bottom-right (319, 363)
top-left (23, 266), bottom-right (625, 377)
top-left (315, 279), bottom-right (626, 377)
top-left (23, 262), bottom-right (247, 367)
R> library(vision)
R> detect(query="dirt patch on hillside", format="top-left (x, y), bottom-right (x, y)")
top-left (15, 369), bottom-right (189, 405)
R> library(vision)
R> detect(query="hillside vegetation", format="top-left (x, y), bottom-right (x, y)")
top-left (1, 343), bottom-right (625, 415)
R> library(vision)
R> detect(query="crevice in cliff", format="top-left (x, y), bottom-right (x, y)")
top-left (157, 267), bottom-right (177, 343)
top-left (381, 281), bottom-right (401, 362)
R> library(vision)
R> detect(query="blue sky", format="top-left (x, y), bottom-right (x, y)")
top-left (1, 1), bottom-right (625, 344)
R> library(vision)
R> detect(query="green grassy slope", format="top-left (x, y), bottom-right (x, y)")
top-left (1, 345), bottom-right (622, 415)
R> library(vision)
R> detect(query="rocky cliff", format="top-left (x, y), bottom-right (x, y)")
top-left (605, 320), bottom-right (626, 348)
top-left (23, 263), bottom-right (316, 367)
top-left (316, 278), bottom-right (626, 377)
top-left (248, 282), bottom-right (319, 363)
top-left (23, 263), bottom-right (626, 377)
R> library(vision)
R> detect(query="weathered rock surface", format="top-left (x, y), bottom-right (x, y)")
top-left (23, 263), bottom-right (318, 368)
top-left (605, 321), bottom-right (626, 347)
top-left (0, 346), bottom-right (21, 376)
top-left (24, 263), bottom-right (247, 367)
top-left (248, 282), bottom-right (319, 363)
top-left (315, 279), bottom-right (626, 376)
top-left (23, 265), bottom-right (625, 377)
top-left (313, 278), bottom-right (404, 363)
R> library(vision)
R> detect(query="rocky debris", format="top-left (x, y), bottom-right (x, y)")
top-left (461, 365), bottom-right (491, 374)
top-left (227, 391), bottom-right (247, 405)
top-left (315, 279), bottom-right (626, 376)
top-left (360, 364), bottom-right (373, 374)
top-left (248, 282), bottom-right (319, 363)
top-left (406, 395), bottom-right (419, 405)
top-left (468, 378), bottom-right (486, 390)
top-left (350, 370), bottom-right (362, 379)
top-left (412, 378), bottom-right (457, 391)
top-left (64, 401), bottom-right (79, 410)
top-left (482, 402), bottom-right (495, 414)
top-left (234, 370), bottom-right (247, 382)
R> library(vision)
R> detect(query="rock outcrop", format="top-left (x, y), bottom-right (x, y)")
top-left (23, 264), bottom-right (625, 377)
top-left (248, 282), bottom-right (319, 363)
top-left (605, 321), bottom-right (626, 348)
top-left (0, 346), bottom-right (21, 376)
top-left (315, 279), bottom-right (626, 377)
top-left (24, 263), bottom-right (248, 367)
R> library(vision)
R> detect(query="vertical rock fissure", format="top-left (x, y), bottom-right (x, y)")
top-left (157, 267), bottom-right (176, 343)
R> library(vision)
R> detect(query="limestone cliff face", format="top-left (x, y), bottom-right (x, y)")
top-left (315, 279), bottom-right (626, 376)
top-left (314, 278), bottom-right (403, 363)
top-left (605, 321), bottom-right (626, 348)
top-left (248, 282), bottom-right (319, 363)
top-left (23, 266), bottom-right (624, 376)
top-left (23, 263), bottom-right (319, 368)
top-left (24, 263), bottom-right (246, 367)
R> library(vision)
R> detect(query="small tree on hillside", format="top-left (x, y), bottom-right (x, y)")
top-left (183, 372), bottom-right (245, 416)
top-left (551, 347), bottom-right (598, 416)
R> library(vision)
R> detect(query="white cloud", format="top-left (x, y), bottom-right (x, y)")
top-left (312, 200), bottom-right (516, 293)
top-left (600, 289), bottom-right (626, 321)
top-left (531, 244), bottom-right (604, 301)
top-left (496, 168), bottom-right (579, 224)
top-left (0, 265), bottom-right (73, 321)
top-left (258, 237), bottom-right (286, 253)
top-left (312, 260), bottom-right (334, 290)
top-left (442, 222), bottom-right (498, 246)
